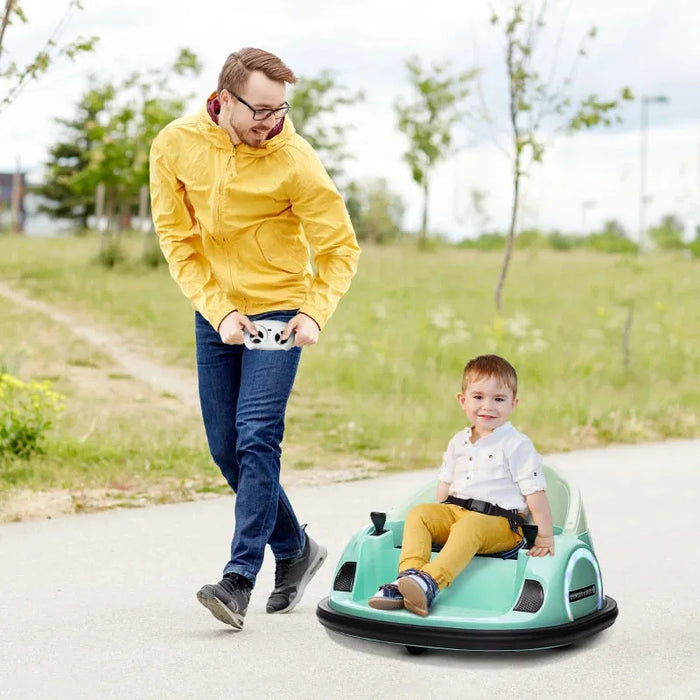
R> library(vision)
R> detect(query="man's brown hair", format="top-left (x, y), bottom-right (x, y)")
top-left (217, 48), bottom-right (297, 95)
top-left (462, 354), bottom-right (518, 397)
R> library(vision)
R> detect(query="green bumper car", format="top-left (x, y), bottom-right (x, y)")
top-left (317, 464), bottom-right (618, 653)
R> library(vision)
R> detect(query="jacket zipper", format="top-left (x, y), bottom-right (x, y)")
top-left (218, 148), bottom-right (246, 311)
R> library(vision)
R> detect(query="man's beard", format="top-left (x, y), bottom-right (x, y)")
top-left (228, 115), bottom-right (269, 148)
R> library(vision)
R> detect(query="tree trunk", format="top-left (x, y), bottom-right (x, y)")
top-left (495, 31), bottom-right (522, 313)
top-left (95, 182), bottom-right (106, 232)
top-left (419, 178), bottom-right (429, 246)
top-left (494, 158), bottom-right (520, 313)
top-left (138, 184), bottom-right (150, 232)
top-left (10, 168), bottom-right (22, 234)
top-left (106, 187), bottom-right (115, 233)
top-left (118, 200), bottom-right (130, 232)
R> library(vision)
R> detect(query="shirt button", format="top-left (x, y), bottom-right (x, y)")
top-left (468, 457), bottom-right (473, 461)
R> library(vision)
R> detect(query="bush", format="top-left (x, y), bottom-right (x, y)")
top-left (142, 239), bottom-right (166, 268)
top-left (584, 232), bottom-right (638, 254)
top-left (548, 231), bottom-right (576, 251)
top-left (687, 238), bottom-right (700, 258)
top-left (472, 232), bottom-right (506, 251)
top-left (96, 236), bottom-right (126, 268)
top-left (649, 215), bottom-right (685, 251)
top-left (0, 374), bottom-right (65, 458)
top-left (515, 228), bottom-right (545, 249)
top-left (583, 220), bottom-right (638, 254)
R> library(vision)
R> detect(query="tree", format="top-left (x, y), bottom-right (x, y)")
top-left (687, 226), bottom-right (700, 258)
top-left (466, 189), bottom-right (491, 237)
top-left (395, 56), bottom-right (476, 245)
top-left (344, 178), bottom-right (405, 244)
top-left (94, 48), bottom-right (203, 226)
top-left (36, 49), bottom-right (202, 230)
top-left (489, 1), bottom-right (633, 311)
top-left (289, 69), bottom-right (363, 182)
top-left (648, 214), bottom-right (685, 251)
top-left (33, 82), bottom-right (115, 228)
top-left (0, 0), bottom-right (97, 114)
top-left (584, 219), bottom-right (637, 254)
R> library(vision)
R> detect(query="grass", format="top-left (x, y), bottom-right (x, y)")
top-left (0, 292), bottom-right (221, 499)
top-left (300, 244), bottom-right (697, 462)
top-left (0, 232), bottom-right (697, 504)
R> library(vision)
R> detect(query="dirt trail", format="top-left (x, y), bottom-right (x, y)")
top-left (0, 281), bottom-right (199, 407)
top-left (0, 281), bottom-right (384, 521)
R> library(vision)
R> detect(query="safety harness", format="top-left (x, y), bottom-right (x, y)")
top-left (444, 495), bottom-right (539, 548)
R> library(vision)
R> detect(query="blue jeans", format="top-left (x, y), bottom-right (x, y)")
top-left (195, 310), bottom-right (305, 586)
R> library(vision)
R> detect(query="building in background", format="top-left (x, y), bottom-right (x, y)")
top-left (0, 171), bottom-right (26, 233)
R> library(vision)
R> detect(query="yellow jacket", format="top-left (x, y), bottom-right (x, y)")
top-left (149, 100), bottom-right (360, 331)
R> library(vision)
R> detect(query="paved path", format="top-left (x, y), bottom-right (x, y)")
top-left (1, 440), bottom-right (699, 699)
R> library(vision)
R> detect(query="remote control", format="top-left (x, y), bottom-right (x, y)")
top-left (243, 319), bottom-right (295, 351)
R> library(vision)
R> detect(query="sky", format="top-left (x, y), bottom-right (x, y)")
top-left (1, 0), bottom-right (699, 241)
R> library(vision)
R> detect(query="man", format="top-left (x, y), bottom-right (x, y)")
top-left (149, 47), bottom-right (360, 630)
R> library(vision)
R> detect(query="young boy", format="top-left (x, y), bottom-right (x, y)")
top-left (369, 354), bottom-right (555, 617)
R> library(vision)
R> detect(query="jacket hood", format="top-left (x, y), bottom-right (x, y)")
top-left (196, 92), bottom-right (295, 157)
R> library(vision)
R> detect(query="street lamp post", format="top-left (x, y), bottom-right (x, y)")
top-left (581, 199), bottom-right (596, 233)
top-left (639, 95), bottom-right (669, 252)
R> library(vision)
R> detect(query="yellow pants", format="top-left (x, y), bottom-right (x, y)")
top-left (399, 503), bottom-right (523, 590)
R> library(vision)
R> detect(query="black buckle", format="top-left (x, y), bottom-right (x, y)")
top-left (445, 496), bottom-right (497, 516)
top-left (469, 499), bottom-right (493, 515)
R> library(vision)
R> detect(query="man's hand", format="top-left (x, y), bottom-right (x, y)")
top-left (527, 534), bottom-right (555, 557)
top-left (218, 311), bottom-right (257, 345)
top-left (283, 313), bottom-right (320, 347)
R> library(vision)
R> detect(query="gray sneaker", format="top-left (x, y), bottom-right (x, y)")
top-left (266, 531), bottom-right (327, 613)
top-left (196, 573), bottom-right (252, 629)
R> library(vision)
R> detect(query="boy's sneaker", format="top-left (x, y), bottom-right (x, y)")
top-left (396, 569), bottom-right (439, 617)
top-left (368, 582), bottom-right (404, 610)
top-left (196, 572), bottom-right (252, 629)
top-left (266, 531), bottom-right (327, 613)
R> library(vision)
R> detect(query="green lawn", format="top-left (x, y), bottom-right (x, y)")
top-left (0, 232), bottom-right (697, 498)
top-left (0, 290), bottom-right (220, 499)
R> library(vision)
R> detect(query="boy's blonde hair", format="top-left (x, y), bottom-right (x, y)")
top-left (462, 354), bottom-right (518, 397)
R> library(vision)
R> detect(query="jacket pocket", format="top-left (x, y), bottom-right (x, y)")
top-left (254, 219), bottom-right (307, 274)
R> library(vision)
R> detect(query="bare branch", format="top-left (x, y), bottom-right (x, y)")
top-left (472, 27), bottom-right (511, 159)
top-left (543, 0), bottom-right (572, 93)
top-left (0, 1), bottom-right (97, 114)
top-left (0, 0), bottom-right (18, 62)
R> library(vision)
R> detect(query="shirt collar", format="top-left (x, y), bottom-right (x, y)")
top-left (465, 421), bottom-right (514, 444)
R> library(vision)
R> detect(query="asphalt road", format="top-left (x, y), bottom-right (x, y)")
top-left (1, 440), bottom-right (699, 700)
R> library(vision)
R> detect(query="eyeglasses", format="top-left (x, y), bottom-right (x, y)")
top-left (232, 93), bottom-right (290, 121)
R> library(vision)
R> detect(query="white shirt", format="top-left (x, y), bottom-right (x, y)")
top-left (437, 421), bottom-right (546, 512)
